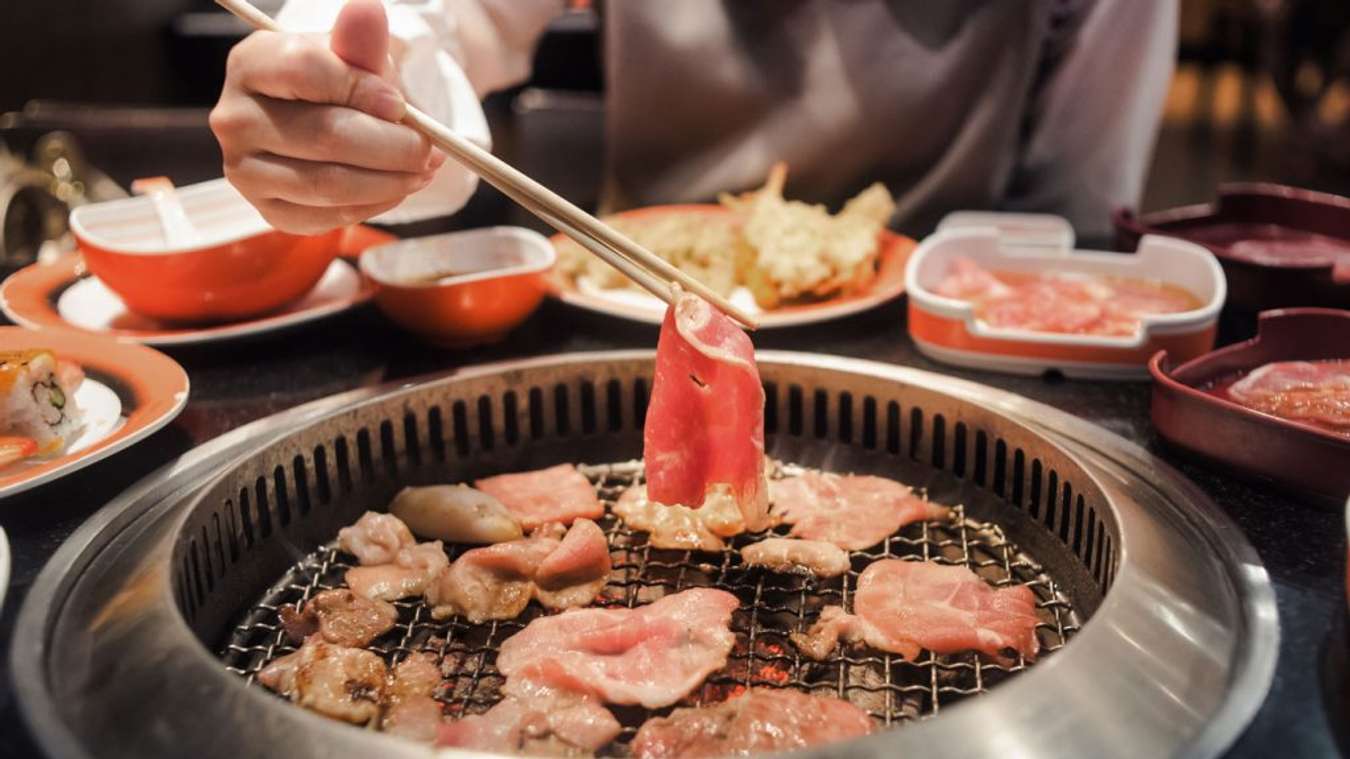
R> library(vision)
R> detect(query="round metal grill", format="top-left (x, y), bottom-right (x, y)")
top-left (220, 459), bottom-right (1081, 753)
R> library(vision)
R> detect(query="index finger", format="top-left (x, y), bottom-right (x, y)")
top-left (225, 30), bottom-right (404, 121)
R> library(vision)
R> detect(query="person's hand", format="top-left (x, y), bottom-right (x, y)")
top-left (210, 0), bottom-right (445, 234)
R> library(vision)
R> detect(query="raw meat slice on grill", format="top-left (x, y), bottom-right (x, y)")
top-left (277, 589), bottom-right (398, 647)
top-left (257, 638), bottom-right (388, 725)
top-left (381, 653), bottom-right (445, 742)
top-left (740, 538), bottom-right (850, 577)
top-left (769, 471), bottom-right (950, 550)
top-left (791, 559), bottom-right (1040, 665)
top-left (436, 659), bottom-right (622, 755)
top-left (496, 588), bottom-right (740, 709)
top-left (645, 292), bottom-right (772, 532)
top-left (475, 463), bottom-right (605, 530)
top-left (345, 541), bottom-right (450, 601)
top-left (425, 519), bottom-right (611, 622)
top-left (630, 687), bottom-right (875, 758)
top-left (1225, 360), bottom-right (1350, 432)
top-left (337, 511), bottom-right (415, 566)
top-left (613, 484), bottom-right (747, 552)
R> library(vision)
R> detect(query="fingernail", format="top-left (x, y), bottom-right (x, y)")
top-left (426, 150), bottom-right (446, 171)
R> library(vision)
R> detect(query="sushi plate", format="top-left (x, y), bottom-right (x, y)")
top-left (0, 327), bottom-right (189, 499)
top-left (0, 225), bottom-right (393, 346)
top-left (545, 205), bottom-right (915, 328)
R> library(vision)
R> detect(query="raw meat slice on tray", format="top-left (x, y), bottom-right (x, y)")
top-left (496, 588), bottom-right (739, 709)
top-left (645, 292), bottom-right (772, 532)
top-left (614, 484), bottom-right (747, 551)
top-left (475, 463), bottom-right (605, 530)
top-left (1225, 359), bottom-right (1350, 432)
top-left (337, 511), bottom-right (414, 565)
top-left (770, 471), bottom-right (950, 550)
top-left (791, 559), bottom-right (1040, 665)
top-left (425, 519), bottom-right (610, 622)
top-left (740, 537), bottom-right (850, 577)
top-left (630, 687), bottom-right (874, 758)
top-left (278, 589), bottom-right (398, 648)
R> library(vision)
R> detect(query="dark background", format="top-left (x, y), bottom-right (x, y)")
top-left (3, 0), bottom-right (1350, 216)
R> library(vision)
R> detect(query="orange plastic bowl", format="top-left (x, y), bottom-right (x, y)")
top-left (70, 179), bottom-right (345, 323)
top-left (360, 226), bottom-right (555, 347)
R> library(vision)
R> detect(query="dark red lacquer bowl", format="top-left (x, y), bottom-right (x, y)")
top-left (1116, 184), bottom-right (1350, 312)
top-left (1149, 307), bottom-right (1350, 504)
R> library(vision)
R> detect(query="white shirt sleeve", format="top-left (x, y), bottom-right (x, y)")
top-left (275, 0), bottom-right (562, 223)
top-left (1001, 0), bottom-right (1178, 240)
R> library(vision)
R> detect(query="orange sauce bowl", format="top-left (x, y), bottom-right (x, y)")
top-left (359, 226), bottom-right (555, 348)
top-left (70, 179), bottom-right (346, 323)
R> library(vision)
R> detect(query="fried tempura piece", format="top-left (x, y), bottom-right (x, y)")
top-left (721, 163), bottom-right (895, 308)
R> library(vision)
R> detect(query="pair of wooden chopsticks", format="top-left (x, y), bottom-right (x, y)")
top-left (215, 0), bottom-right (757, 330)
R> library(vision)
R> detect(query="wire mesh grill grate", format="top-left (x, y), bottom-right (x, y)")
top-left (220, 460), bottom-right (1082, 753)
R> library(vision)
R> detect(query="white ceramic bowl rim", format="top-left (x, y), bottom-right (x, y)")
top-left (69, 178), bottom-right (274, 256)
top-left (359, 226), bottom-right (556, 289)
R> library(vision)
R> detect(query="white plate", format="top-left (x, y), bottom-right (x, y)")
top-left (0, 327), bottom-right (190, 499)
top-left (53, 258), bottom-right (370, 346)
top-left (546, 205), bottom-right (915, 329)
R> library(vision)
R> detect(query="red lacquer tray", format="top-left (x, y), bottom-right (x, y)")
top-left (1149, 307), bottom-right (1350, 504)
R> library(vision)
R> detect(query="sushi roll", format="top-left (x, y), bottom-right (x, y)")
top-left (0, 350), bottom-right (84, 455)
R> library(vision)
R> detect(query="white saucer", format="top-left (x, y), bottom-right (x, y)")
top-left (53, 258), bottom-right (371, 346)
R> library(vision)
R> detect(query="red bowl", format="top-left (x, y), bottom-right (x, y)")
top-left (360, 226), bottom-right (554, 348)
top-left (70, 179), bottom-right (346, 323)
top-left (1115, 183), bottom-right (1350, 311)
top-left (1149, 307), bottom-right (1350, 503)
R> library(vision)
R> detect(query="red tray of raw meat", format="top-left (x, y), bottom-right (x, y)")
top-left (1149, 308), bottom-right (1350, 503)
top-left (1115, 183), bottom-right (1350, 311)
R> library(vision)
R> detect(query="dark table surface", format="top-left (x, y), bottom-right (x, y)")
top-left (0, 294), bottom-right (1345, 758)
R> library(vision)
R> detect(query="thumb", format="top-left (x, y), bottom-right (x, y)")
top-left (330, 0), bottom-right (390, 75)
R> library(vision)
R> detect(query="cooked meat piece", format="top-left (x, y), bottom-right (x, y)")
top-left (496, 588), bottom-right (739, 709)
top-left (425, 520), bottom-right (610, 622)
top-left (630, 687), bottom-right (874, 758)
top-left (740, 538), bottom-right (849, 577)
top-left (277, 589), bottom-right (398, 647)
top-left (426, 530), bottom-right (558, 622)
top-left (613, 484), bottom-right (745, 552)
top-left (475, 464), bottom-right (604, 531)
top-left (382, 697), bottom-right (444, 743)
top-left (387, 652), bottom-right (441, 701)
top-left (790, 559), bottom-right (1040, 665)
top-left (534, 518), bottom-right (612, 610)
top-left (389, 484), bottom-right (523, 544)
top-left (257, 638), bottom-right (387, 725)
top-left (337, 511), bottom-right (414, 565)
top-left (346, 541), bottom-right (449, 601)
top-left (770, 471), bottom-right (950, 550)
top-left (436, 663), bottom-right (621, 756)
top-left (645, 292), bottom-right (771, 531)
top-left (381, 653), bottom-right (444, 742)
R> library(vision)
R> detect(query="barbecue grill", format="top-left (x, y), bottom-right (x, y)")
top-left (11, 351), bottom-right (1278, 759)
